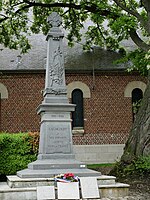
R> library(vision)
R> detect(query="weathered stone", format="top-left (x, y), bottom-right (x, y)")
top-left (80, 177), bottom-right (100, 199)
top-left (1, 175), bottom-right (132, 200)
top-left (17, 12), bottom-right (100, 178)
top-left (57, 182), bottom-right (80, 199)
top-left (37, 186), bottom-right (55, 200)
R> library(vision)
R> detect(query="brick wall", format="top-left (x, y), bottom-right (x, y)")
top-left (0, 71), bottom-right (147, 145)
top-left (0, 73), bottom-right (44, 132)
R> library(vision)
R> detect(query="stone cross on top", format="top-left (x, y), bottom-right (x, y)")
top-left (47, 12), bottom-right (62, 28)
top-left (43, 12), bottom-right (67, 98)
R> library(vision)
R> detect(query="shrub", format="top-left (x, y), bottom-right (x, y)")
top-left (133, 156), bottom-right (150, 174)
top-left (0, 132), bottom-right (38, 176)
top-left (110, 156), bottom-right (150, 178)
top-left (28, 132), bottom-right (40, 155)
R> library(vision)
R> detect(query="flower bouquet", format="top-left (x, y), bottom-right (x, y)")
top-left (54, 173), bottom-right (79, 183)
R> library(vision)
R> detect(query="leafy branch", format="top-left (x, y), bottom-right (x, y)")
top-left (0, 0), bottom-right (149, 61)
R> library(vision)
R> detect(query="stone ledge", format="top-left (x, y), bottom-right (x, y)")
top-left (97, 175), bottom-right (116, 185)
top-left (100, 184), bottom-right (129, 199)
top-left (7, 176), bottom-right (54, 182)
top-left (0, 183), bottom-right (36, 192)
top-left (7, 175), bottom-right (117, 189)
top-left (7, 175), bottom-right (116, 188)
top-left (17, 168), bottom-right (101, 179)
top-left (99, 183), bottom-right (130, 188)
top-left (0, 182), bottom-right (129, 199)
top-left (98, 175), bottom-right (116, 180)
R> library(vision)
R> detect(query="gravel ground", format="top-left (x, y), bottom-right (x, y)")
top-left (100, 187), bottom-right (150, 200)
top-left (100, 186), bottom-right (150, 200)
top-left (122, 176), bottom-right (150, 200)
top-left (94, 166), bottom-right (150, 200)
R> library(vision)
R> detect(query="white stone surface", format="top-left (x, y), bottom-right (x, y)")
top-left (57, 182), bottom-right (80, 199)
top-left (97, 175), bottom-right (116, 185)
top-left (0, 182), bottom-right (36, 200)
top-left (7, 176), bottom-right (54, 188)
top-left (0, 178), bottom-right (130, 200)
top-left (73, 144), bottom-right (125, 164)
top-left (37, 186), bottom-right (55, 200)
top-left (80, 177), bottom-right (100, 199)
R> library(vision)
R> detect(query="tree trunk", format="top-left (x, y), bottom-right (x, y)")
top-left (121, 71), bottom-right (150, 163)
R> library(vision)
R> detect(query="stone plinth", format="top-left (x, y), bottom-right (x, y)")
top-left (0, 175), bottom-right (130, 200)
top-left (7, 175), bottom-right (117, 189)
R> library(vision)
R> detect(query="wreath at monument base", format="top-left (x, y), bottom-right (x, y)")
top-left (54, 173), bottom-right (79, 183)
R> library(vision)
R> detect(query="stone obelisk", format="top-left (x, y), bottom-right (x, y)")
top-left (17, 12), bottom-right (100, 178)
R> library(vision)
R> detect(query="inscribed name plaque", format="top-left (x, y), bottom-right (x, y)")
top-left (80, 177), bottom-right (100, 199)
top-left (37, 186), bottom-right (55, 200)
top-left (57, 182), bottom-right (80, 199)
top-left (46, 124), bottom-right (72, 154)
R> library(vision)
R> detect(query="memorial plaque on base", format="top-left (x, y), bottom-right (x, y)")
top-left (37, 186), bottom-right (55, 200)
top-left (57, 182), bottom-right (80, 199)
top-left (46, 124), bottom-right (71, 154)
top-left (80, 177), bottom-right (100, 199)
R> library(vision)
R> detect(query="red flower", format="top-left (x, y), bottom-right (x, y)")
top-left (64, 173), bottom-right (75, 179)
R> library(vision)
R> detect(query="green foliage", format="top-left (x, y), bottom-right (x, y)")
top-left (127, 49), bottom-right (150, 75)
top-left (0, 0), bottom-right (149, 73)
top-left (88, 163), bottom-right (114, 169)
top-left (109, 15), bottom-right (138, 40)
top-left (0, 133), bottom-right (37, 175)
top-left (110, 156), bottom-right (150, 178)
top-left (132, 99), bottom-right (142, 114)
top-left (114, 49), bottom-right (150, 75)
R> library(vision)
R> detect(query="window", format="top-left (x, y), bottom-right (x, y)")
top-left (132, 88), bottom-right (143, 121)
top-left (124, 81), bottom-right (146, 97)
top-left (132, 88), bottom-right (143, 103)
top-left (67, 81), bottom-right (91, 134)
top-left (72, 89), bottom-right (84, 128)
top-left (124, 81), bottom-right (146, 122)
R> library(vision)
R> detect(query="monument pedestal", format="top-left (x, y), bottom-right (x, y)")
top-left (17, 102), bottom-right (101, 178)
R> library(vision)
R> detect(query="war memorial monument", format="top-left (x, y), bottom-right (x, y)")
top-left (0, 13), bottom-right (129, 200)
top-left (17, 12), bottom-right (100, 178)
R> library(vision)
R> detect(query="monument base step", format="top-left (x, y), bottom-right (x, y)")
top-left (100, 183), bottom-right (129, 199)
top-left (0, 180), bottom-right (129, 200)
top-left (28, 159), bottom-right (85, 170)
top-left (7, 175), bottom-right (116, 188)
top-left (0, 182), bottom-right (36, 200)
top-left (17, 168), bottom-right (101, 178)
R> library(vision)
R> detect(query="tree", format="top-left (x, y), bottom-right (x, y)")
top-left (0, 0), bottom-right (150, 162)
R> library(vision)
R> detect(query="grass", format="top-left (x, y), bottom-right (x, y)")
top-left (88, 163), bottom-right (114, 167)
top-left (87, 163), bottom-right (114, 169)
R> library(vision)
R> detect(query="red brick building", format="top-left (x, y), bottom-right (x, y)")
top-left (0, 38), bottom-right (147, 163)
